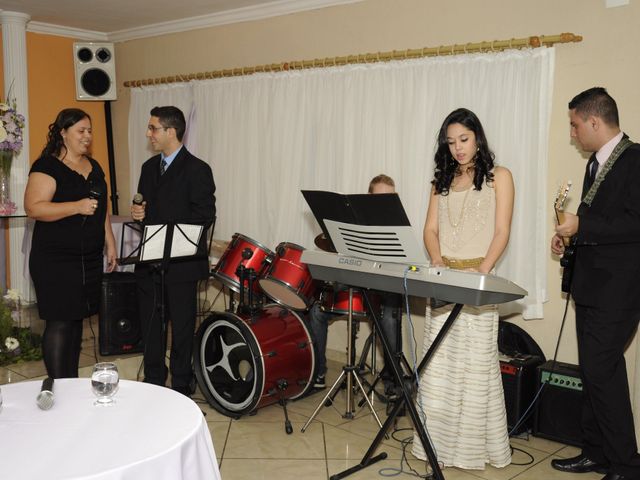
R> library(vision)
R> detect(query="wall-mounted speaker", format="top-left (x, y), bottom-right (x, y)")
top-left (73, 42), bottom-right (117, 101)
top-left (99, 272), bottom-right (142, 356)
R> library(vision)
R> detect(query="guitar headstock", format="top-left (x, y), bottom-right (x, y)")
top-left (554, 180), bottom-right (572, 214)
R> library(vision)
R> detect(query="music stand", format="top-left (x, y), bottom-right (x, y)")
top-left (301, 190), bottom-right (450, 480)
top-left (119, 222), bottom-right (204, 380)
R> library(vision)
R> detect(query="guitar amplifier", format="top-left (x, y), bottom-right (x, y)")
top-left (500, 353), bottom-right (544, 434)
top-left (532, 360), bottom-right (583, 447)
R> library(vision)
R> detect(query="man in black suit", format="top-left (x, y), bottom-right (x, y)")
top-left (131, 106), bottom-right (216, 396)
top-left (551, 87), bottom-right (640, 480)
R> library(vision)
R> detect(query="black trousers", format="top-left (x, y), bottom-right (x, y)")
top-left (137, 273), bottom-right (197, 389)
top-left (575, 304), bottom-right (640, 478)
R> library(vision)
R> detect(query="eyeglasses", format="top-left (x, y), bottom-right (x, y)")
top-left (147, 125), bottom-right (168, 132)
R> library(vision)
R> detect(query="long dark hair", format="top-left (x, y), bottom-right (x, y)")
top-left (40, 108), bottom-right (91, 159)
top-left (432, 108), bottom-right (495, 195)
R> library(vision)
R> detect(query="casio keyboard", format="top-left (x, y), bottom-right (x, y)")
top-left (301, 249), bottom-right (527, 305)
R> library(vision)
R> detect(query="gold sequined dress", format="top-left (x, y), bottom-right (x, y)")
top-left (411, 181), bottom-right (511, 470)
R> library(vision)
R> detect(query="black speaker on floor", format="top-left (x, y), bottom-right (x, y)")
top-left (532, 360), bottom-right (583, 447)
top-left (500, 353), bottom-right (543, 434)
top-left (99, 272), bottom-right (143, 356)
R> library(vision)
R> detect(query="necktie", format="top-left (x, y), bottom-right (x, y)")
top-left (583, 155), bottom-right (598, 196)
top-left (589, 157), bottom-right (598, 184)
top-left (160, 159), bottom-right (167, 175)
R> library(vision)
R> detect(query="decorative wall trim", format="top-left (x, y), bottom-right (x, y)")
top-left (27, 21), bottom-right (108, 41)
top-left (24, 0), bottom-right (363, 42)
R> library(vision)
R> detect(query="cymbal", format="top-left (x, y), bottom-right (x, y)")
top-left (314, 233), bottom-right (336, 253)
top-left (209, 238), bottom-right (230, 257)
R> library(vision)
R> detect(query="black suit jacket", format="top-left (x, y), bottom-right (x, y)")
top-left (571, 140), bottom-right (640, 308)
top-left (135, 146), bottom-right (216, 283)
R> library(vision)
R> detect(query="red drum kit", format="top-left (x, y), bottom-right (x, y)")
top-left (194, 232), bottom-right (380, 432)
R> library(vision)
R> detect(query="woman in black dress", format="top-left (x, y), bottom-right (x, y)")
top-left (24, 108), bottom-right (116, 378)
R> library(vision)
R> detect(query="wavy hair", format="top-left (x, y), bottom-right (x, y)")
top-left (431, 108), bottom-right (495, 195)
top-left (40, 108), bottom-right (91, 159)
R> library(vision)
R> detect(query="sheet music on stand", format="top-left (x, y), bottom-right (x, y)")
top-left (301, 190), bottom-right (427, 264)
top-left (118, 223), bottom-right (204, 265)
top-left (139, 224), bottom-right (203, 262)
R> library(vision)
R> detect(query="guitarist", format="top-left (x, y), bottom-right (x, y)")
top-left (550, 87), bottom-right (640, 480)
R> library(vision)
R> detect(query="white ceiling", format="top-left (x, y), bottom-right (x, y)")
top-left (0, 0), bottom-right (362, 41)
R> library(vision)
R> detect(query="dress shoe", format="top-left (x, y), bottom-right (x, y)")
top-left (551, 454), bottom-right (608, 474)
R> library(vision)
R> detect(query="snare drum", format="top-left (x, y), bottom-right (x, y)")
top-left (193, 305), bottom-right (315, 417)
top-left (258, 242), bottom-right (316, 311)
top-left (319, 287), bottom-right (368, 316)
top-left (211, 233), bottom-right (274, 292)
top-left (319, 286), bottom-right (382, 317)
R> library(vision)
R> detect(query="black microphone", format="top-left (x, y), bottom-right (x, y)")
top-left (36, 377), bottom-right (54, 410)
top-left (89, 188), bottom-right (102, 200)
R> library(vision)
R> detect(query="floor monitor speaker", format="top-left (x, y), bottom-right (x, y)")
top-left (99, 272), bottom-right (142, 356)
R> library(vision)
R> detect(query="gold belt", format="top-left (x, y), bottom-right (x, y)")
top-left (442, 256), bottom-right (484, 270)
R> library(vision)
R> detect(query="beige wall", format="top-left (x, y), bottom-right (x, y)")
top-left (110, 0), bottom-right (640, 379)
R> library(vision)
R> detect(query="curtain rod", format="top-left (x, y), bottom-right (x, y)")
top-left (123, 32), bottom-right (581, 88)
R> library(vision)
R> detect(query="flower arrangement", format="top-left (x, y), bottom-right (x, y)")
top-left (0, 289), bottom-right (42, 365)
top-left (0, 99), bottom-right (25, 152)
top-left (0, 96), bottom-right (25, 216)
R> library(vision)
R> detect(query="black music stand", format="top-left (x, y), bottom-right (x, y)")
top-left (119, 222), bottom-right (204, 378)
top-left (302, 190), bottom-right (451, 480)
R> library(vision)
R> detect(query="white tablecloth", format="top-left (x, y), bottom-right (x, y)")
top-left (0, 379), bottom-right (221, 480)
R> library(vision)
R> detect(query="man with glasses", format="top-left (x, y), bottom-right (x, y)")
top-left (131, 106), bottom-right (216, 396)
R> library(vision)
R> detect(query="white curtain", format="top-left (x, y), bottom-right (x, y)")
top-left (129, 47), bottom-right (555, 319)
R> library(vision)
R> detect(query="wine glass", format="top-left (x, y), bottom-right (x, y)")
top-left (91, 362), bottom-right (119, 406)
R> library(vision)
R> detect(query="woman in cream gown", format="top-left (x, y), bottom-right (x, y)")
top-left (412, 108), bottom-right (515, 470)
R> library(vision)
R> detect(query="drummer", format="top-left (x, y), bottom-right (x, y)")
top-left (307, 174), bottom-right (403, 402)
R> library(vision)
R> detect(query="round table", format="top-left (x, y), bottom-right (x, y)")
top-left (0, 378), bottom-right (220, 480)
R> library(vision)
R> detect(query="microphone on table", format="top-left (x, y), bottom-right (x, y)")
top-left (36, 377), bottom-right (54, 410)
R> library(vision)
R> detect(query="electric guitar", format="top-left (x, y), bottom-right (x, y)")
top-left (554, 181), bottom-right (573, 293)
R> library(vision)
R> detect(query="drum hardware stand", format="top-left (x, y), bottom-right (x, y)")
top-left (301, 288), bottom-right (384, 432)
top-left (357, 305), bottom-right (406, 409)
top-left (273, 379), bottom-right (294, 435)
top-left (330, 293), bottom-right (463, 480)
top-left (235, 263), bottom-right (263, 316)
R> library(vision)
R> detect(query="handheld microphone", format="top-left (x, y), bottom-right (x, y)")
top-left (132, 193), bottom-right (144, 205)
top-left (36, 377), bottom-right (54, 410)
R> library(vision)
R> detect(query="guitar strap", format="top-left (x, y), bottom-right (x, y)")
top-left (582, 136), bottom-right (634, 206)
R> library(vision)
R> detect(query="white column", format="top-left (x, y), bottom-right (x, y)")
top-left (1, 11), bottom-right (33, 301)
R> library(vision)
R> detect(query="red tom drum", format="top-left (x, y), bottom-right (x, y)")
top-left (258, 242), bottom-right (316, 311)
top-left (193, 305), bottom-right (315, 416)
top-left (211, 233), bottom-right (274, 293)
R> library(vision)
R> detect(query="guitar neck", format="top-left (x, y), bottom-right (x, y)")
top-left (555, 209), bottom-right (571, 247)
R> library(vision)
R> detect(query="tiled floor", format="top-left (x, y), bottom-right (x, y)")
top-left (0, 313), bottom-right (598, 480)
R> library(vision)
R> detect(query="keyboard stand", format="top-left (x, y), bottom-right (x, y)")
top-left (329, 292), bottom-right (463, 480)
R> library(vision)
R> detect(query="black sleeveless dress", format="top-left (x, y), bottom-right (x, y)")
top-left (29, 155), bottom-right (107, 322)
